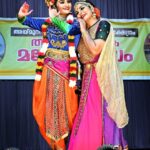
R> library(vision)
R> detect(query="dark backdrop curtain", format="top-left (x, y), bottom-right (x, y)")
top-left (0, 0), bottom-right (150, 149)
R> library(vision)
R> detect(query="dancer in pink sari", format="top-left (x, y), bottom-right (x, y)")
top-left (50, 0), bottom-right (129, 149)
top-left (68, 1), bottom-right (129, 149)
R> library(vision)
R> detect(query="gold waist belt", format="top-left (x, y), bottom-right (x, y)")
top-left (46, 48), bottom-right (70, 60)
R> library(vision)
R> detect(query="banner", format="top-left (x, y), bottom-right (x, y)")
top-left (0, 18), bottom-right (150, 79)
top-left (109, 18), bottom-right (150, 79)
top-left (0, 18), bottom-right (42, 79)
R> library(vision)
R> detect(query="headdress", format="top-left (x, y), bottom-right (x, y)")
top-left (74, 0), bottom-right (100, 18)
top-left (45, 0), bottom-right (56, 7)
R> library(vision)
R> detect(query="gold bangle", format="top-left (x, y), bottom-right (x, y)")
top-left (82, 30), bottom-right (88, 37)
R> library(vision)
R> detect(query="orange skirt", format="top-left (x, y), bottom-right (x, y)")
top-left (32, 65), bottom-right (78, 150)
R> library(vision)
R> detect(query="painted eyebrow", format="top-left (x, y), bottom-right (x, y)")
top-left (79, 5), bottom-right (85, 10)
top-left (59, 0), bottom-right (71, 2)
top-left (58, 0), bottom-right (64, 2)
top-left (75, 4), bottom-right (84, 14)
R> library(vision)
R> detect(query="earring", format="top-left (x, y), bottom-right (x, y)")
top-left (92, 13), bottom-right (96, 18)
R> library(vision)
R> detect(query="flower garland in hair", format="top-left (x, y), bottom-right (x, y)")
top-left (35, 18), bottom-right (51, 81)
top-left (45, 0), bottom-right (55, 7)
top-left (35, 14), bottom-right (78, 88)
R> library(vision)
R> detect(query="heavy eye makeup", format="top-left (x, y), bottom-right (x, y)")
top-left (80, 6), bottom-right (85, 11)
top-left (58, 0), bottom-right (64, 4)
top-left (75, 6), bottom-right (85, 15)
top-left (67, 0), bottom-right (71, 3)
top-left (58, 0), bottom-right (71, 4)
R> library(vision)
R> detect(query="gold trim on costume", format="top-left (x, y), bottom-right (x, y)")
top-left (46, 64), bottom-right (69, 80)
top-left (77, 20), bottom-right (100, 63)
top-left (50, 39), bottom-right (67, 48)
top-left (74, 65), bottom-right (93, 135)
top-left (45, 68), bottom-right (70, 142)
top-left (46, 132), bottom-right (69, 141)
top-left (46, 48), bottom-right (70, 60)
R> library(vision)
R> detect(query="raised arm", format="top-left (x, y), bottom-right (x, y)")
top-left (18, 2), bottom-right (33, 19)
top-left (18, 2), bottom-right (45, 31)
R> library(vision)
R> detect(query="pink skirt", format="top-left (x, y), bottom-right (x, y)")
top-left (68, 68), bottom-right (103, 150)
top-left (68, 67), bottom-right (128, 150)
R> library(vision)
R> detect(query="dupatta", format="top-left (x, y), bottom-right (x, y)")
top-left (95, 26), bottom-right (129, 128)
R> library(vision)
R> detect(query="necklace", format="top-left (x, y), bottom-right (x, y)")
top-left (88, 19), bottom-right (100, 30)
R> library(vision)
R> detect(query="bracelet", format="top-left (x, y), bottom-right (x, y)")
top-left (17, 15), bottom-right (26, 23)
top-left (81, 30), bottom-right (88, 37)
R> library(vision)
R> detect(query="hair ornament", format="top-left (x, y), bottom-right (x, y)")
top-left (45, 0), bottom-right (55, 7)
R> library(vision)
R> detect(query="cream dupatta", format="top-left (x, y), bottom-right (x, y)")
top-left (95, 25), bottom-right (129, 128)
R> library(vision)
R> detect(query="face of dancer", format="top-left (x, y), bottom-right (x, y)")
top-left (56, 0), bottom-right (72, 17)
top-left (74, 3), bottom-right (93, 22)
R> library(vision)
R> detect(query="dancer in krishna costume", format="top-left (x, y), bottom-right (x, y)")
top-left (17, 0), bottom-right (81, 149)
top-left (49, 0), bottom-right (129, 149)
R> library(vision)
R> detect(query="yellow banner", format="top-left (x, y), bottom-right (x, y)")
top-left (0, 18), bottom-right (42, 79)
top-left (0, 18), bottom-right (150, 79)
top-left (109, 18), bottom-right (150, 79)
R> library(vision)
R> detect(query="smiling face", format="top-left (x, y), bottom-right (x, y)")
top-left (74, 3), bottom-right (93, 21)
top-left (56, 0), bottom-right (72, 17)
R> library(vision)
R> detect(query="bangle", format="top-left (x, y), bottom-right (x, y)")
top-left (82, 30), bottom-right (88, 37)
top-left (17, 15), bottom-right (26, 23)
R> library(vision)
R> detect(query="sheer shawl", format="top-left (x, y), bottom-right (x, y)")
top-left (95, 25), bottom-right (129, 128)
